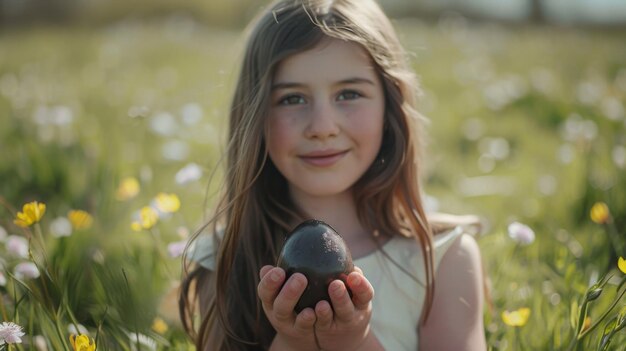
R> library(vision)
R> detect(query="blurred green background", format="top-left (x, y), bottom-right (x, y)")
top-left (1, 0), bottom-right (625, 350)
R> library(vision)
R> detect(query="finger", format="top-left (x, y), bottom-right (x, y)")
top-left (260, 265), bottom-right (274, 279)
top-left (347, 272), bottom-right (374, 310)
top-left (294, 307), bottom-right (316, 332)
top-left (328, 279), bottom-right (355, 322)
top-left (273, 273), bottom-right (308, 323)
top-left (314, 300), bottom-right (333, 330)
top-left (258, 267), bottom-right (285, 308)
top-left (352, 265), bottom-right (363, 275)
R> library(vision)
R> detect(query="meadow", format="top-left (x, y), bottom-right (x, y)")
top-left (0, 13), bottom-right (625, 350)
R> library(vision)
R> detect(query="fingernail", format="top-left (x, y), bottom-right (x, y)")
top-left (320, 302), bottom-right (330, 313)
top-left (332, 282), bottom-right (343, 295)
top-left (349, 275), bottom-right (361, 287)
top-left (271, 270), bottom-right (282, 282)
top-left (291, 275), bottom-right (303, 289)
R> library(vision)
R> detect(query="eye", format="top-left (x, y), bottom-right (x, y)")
top-left (337, 90), bottom-right (362, 101)
top-left (278, 94), bottom-right (306, 105)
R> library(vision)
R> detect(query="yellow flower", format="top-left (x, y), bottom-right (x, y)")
top-left (115, 177), bottom-right (140, 201)
top-left (154, 193), bottom-right (181, 213)
top-left (131, 206), bottom-right (158, 231)
top-left (68, 210), bottom-right (94, 230)
top-left (14, 201), bottom-right (46, 227)
top-left (69, 334), bottom-right (96, 351)
top-left (590, 202), bottom-right (610, 224)
top-left (502, 307), bottom-right (531, 327)
top-left (151, 317), bottom-right (168, 334)
top-left (619, 257), bottom-right (626, 274)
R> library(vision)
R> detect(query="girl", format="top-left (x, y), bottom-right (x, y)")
top-left (180, 0), bottom-right (487, 350)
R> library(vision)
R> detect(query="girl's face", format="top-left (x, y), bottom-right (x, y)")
top-left (267, 37), bottom-right (385, 202)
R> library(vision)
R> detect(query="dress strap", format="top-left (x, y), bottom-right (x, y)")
top-left (433, 226), bottom-right (467, 270)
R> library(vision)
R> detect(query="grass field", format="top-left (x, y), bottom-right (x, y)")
top-left (0, 14), bottom-right (625, 350)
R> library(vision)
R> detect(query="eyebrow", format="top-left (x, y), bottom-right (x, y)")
top-left (271, 77), bottom-right (376, 90)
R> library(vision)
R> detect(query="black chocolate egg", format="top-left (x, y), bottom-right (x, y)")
top-left (276, 219), bottom-right (354, 313)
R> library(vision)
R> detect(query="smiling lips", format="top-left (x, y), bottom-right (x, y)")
top-left (299, 149), bottom-right (349, 167)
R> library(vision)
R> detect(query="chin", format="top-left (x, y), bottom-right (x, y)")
top-left (292, 181), bottom-right (353, 199)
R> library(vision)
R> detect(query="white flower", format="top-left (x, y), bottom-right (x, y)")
top-left (149, 112), bottom-right (178, 136)
top-left (128, 332), bottom-right (157, 351)
top-left (14, 262), bottom-right (40, 280)
top-left (175, 162), bottom-right (202, 184)
top-left (0, 322), bottom-right (26, 345)
top-left (0, 225), bottom-right (7, 242)
top-left (67, 323), bottom-right (89, 336)
top-left (181, 103), bottom-right (203, 125)
top-left (176, 226), bottom-right (189, 239)
top-left (507, 221), bottom-right (535, 245)
top-left (34, 335), bottom-right (48, 351)
top-left (6, 235), bottom-right (29, 258)
top-left (50, 217), bottom-right (72, 237)
top-left (167, 240), bottom-right (187, 258)
top-left (161, 140), bottom-right (189, 161)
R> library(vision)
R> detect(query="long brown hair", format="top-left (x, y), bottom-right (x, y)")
top-left (179, 0), bottom-right (434, 349)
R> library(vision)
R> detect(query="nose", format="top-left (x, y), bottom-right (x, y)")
top-left (304, 100), bottom-right (340, 139)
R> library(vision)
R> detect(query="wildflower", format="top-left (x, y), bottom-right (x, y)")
top-left (131, 206), bottom-right (159, 231)
top-left (0, 322), bottom-right (26, 345)
top-left (151, 317), bottom-right (168, 334)
top-left (150, 112), bottom-right (177, 136)
top-left (67, 324), bottom-right (89, 336)
top-left (502, 307), bottom-right (530, 327)
top-left (14, 262), bottom-right (40, 280)
top-left (68, 210), bottom-right (94, 230)
top-left (69, 334), bottom-right (96, 351)
top-left (507, 222), bottom-right (535, 245)
top-left (167, 240), bottom-right (187, 258)
top-left (590, 202), bottom-right (610, 224)
top-left (34, 335), bottom-right (48, 351)
top-left (154, 193), bottom-right (181, 214)
top-left (585, 286), bottom-right (603, 301)
top-left (181, 102), bottom-right (203, 125)
top-left (175, 162), bottom-right (202, 184)
top-left (50, 217), bottom-right (72, 238)
top-left (6, 235), bottom-right (29, 258)
top-left (176, 226), bottom-right (189, 239)
top-left (128, 332), bottom-right (157, 351)
top-left (619, 257), bottom-right (626, 274)
top-left (14, 201), bottom-right (46, 227)
top-left (116, 177), bottom-right (140, 201)
top-left (161, 140), bottom-right (189, 161)
top-left (91, 249), bottom-right (105, 264)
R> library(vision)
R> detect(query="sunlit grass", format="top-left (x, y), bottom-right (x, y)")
top-left (1, 15), bottom-right (625, 350)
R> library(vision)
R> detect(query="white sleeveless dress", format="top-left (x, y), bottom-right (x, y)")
top-left (190, 226), bottom-right (467, 351)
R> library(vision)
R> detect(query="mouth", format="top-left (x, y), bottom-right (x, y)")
top-left (299, 149), bottom-right (349, 167)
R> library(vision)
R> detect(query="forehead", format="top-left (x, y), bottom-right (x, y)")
top-left (273, 37), bottom-right (377, 83)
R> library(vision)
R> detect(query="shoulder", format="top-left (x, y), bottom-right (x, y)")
top-left (188, 229), bottom-right (224, 271)
top-left (419, 233), bottom-right (487, 350)
top-left (434, 234), bottom-right (483, 311)
top-left (440, 233), bottom-right (482, 273)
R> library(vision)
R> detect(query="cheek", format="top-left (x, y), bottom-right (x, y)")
top-left (267, 116), bottom-right (298, 157)
top-left (345, 104), bottom-right (385, 141)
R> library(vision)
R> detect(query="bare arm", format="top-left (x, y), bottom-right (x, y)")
top-left (419, 234), bottom-right (486, 350)
top-left (356, 329), bottom-right (385, 351)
